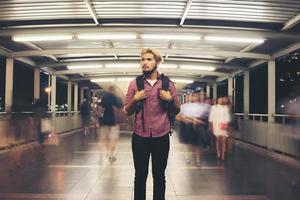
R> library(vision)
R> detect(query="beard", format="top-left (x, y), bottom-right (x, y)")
top-left (143, 66), bottom-right (157, 78)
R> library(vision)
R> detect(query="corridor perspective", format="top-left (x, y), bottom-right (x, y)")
top-left (1, 0), bottom-right (300, 200)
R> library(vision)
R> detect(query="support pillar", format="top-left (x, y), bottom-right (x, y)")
top-left (80, 87), bottom-right (84, 104)
top-left (67, 81), bottom-right (72, 112)
top-left (228, 76), bottom-right (233, 104)
top-left (213, 83), bottom-right (217, 100)
top-left (268, 61), bottom-right (276, 123)
top-left (244, 70), bottom-right (250, 119)
top-left (50, 75), bottom-right (56, 114)
top-left (48, 75), bottom-right (51, 110)
top-left (74, 83), bottom-right (78, 112)
top-left (34, 68), bottom-right (40, 100)
top-left (5, 58), bottom-right (13, 112)
top-left (206, 85), bottom-right (210, 98)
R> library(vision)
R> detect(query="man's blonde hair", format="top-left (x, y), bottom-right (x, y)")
top-left (140, 48), bottom-right (163, 64)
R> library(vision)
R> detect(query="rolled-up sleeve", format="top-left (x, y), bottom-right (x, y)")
top-left (124, 80), bottom-right (136, 113)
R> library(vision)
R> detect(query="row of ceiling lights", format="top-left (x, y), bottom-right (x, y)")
top-left (67, 63), bottom-right (216, 71)
top-left (12, 33), bottom-right (265, 43)
top-left (91, 77), bottom-right (194, 83)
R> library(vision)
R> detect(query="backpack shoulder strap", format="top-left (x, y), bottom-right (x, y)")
top-left (161, 73), bottom-right (169, 91)
top-left (136, 75), bottom-right (144, 91)
top-left (135, 75), bottom-right (145, 131)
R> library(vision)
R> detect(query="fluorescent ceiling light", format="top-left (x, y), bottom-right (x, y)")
top-left (116, 77), bottom-right (135, 81)
top-left (67, 65), bottom-right (103, 70)
top-left (141, 34), bottom-right (200, 40)
top-left (57, 53), bottom-right (109, 58)
top-left (119, 57), bottom-right (140, 60)
top-left (159, 64), bottom-right (178, 69)
top-left (204, 36), bottom-right (264, 43)
top-left (12, 34), bottom-right (73, 42)
top-left (78, 33), bottom-right (136, 40)
top-left (91, 78), bottom-right (115, 83)
top-left (180, 65), bottom-right (216, 71)
top-left (105, 63), bottom-right (139, 68)
top-left (62, 58), bottom-right (115, 62)
top-left (171, 79), bottom-right (194, 83)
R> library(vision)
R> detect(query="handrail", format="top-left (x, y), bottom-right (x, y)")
top-left (273, 114), bottom-right (300, 119)
top-left (234, 113), bottom-right (244, 116)
top-left (247, 113), bottom-right (268, 122)
top-left (273, 114), bottom-right (300, 125)
top-left (248, 113), bottom-right (268, 117)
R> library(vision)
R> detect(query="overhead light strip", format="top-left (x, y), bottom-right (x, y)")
top-left (171, 78), bottom-right (194, 83)
top-left (105, 63), bottom-right (139, 68)
top-left (141, 34), bottom-right (200, 40)
top-left (91, 78), bottom-right (115, 82)
top-left (78, 33), bottom-right (136, 40)
top-left (12, 34), bottom-right (73, 42)
top-left (12, 33), bottom-right (265, 44)
top-left (204, 36), bottom-right (264, 43)
top-left (179, 65), bottom-right (216, 71)
top-left (67, 65), bottom-right (103, 70)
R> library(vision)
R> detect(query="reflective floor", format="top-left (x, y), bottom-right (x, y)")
top-left (0, 130), bottom-right (299, 200)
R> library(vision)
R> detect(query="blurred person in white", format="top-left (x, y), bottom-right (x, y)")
top-left (99, 85), bottom-right (124, 162)
top-left (209, 97), bottom-right (231, 160)
top-left (176, 93), bottom-right (193, 163)
top-left (176, 92), bottom-right (207, 165)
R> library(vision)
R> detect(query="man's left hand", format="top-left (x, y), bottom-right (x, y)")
top-left (159, 90), bottom-right (173, 102)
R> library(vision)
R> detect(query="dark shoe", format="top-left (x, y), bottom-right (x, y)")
top-left (109, 156), bottom-right (117, 163)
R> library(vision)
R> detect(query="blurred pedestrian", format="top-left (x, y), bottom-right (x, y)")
top-left (209, 97), bottom-right (231, 160)
top-left (99, 86), bottom-right (124, 162)
top-left (80, 99), bottom-right (91, 136)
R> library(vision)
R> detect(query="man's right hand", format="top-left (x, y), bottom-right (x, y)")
top-left (134, 90), bottom-right (147, 102)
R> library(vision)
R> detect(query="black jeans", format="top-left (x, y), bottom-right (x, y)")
top-left (132, 133), bottom-right (170, 200)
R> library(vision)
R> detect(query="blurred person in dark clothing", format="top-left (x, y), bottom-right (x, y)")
top-left (80, 99), bottom-right (91, 135)
top-left (33, 98), bottom-right (48, 144)
top-left (99, 86), bottom-right (124, 162)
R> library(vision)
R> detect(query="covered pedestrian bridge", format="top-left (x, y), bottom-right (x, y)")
top-left (0, 1), bottom-right (300, 200)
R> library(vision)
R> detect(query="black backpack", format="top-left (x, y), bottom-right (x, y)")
top-left (135, 74), bottom-right (177, 133)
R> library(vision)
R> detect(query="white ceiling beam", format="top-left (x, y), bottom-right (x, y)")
top-left (16, 57), bottom-right (36, 67)
top-left (0, 45), bottom-right (12, 57)
top-left (282, 14), bottom-right (300, 31)
top-left (53, 68), bottom-right (228, 77)
top-left (271, 42), bottom-right (300, 59)
top-left (20, 41), bottom-right (58, 61)
top-left (71, 74), bottom-right (215, 83)
top-left (0, 45), bottom-right (36, 67)
top-left (248, 60), bottom-right (267, 69)
top-left (225, 43), bottom-right (262, 63)
top-left (83, 0), bottom-right (100, 25)
top-left (43, 67), bottom-right (69, 80)
top-left (180, 0), bottom-right (193, 26)
top-left (12, 48), bottom-right (270, 60)
top-left (216, 76), bottom-right (230, 82)
top-left (2, 27), bottom-right (300, 41)
top-left (39, 60), bottom-right (242, 70)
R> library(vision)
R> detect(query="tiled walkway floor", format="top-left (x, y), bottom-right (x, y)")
top-left (0, 130), bottom-right (299, 200)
